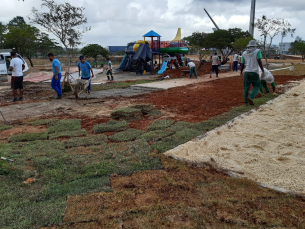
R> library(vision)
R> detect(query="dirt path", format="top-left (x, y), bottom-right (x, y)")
top-left (165, 80), bottom-right (305, 194)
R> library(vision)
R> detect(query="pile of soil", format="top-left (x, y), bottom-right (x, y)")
top-left (134, 75), bottom-right (305, 123)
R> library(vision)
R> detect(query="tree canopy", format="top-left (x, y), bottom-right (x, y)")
top-left (183, 32), bottom-right (206, 60)
top-left (289, 40), bottom-right (305, 62)
top-left (81, 44), bottom-right (110, 67)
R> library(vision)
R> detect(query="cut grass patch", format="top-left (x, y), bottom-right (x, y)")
top-left (64, 135), bottom-right (108, 147)
top-left (108, 129), bottom-right (146, 142)
top-left (130, 104), bottom-right (163, 117)
top-left (48, 129), bottom-right (87, 140)
top-left (148, 119), bottom-right (175, 131)
top-left (152, 129), bottom-right (202, 153)
top-left (91, 79), bottom-right (154, 91)
top-left (93, 120), bottom-right (128, 133)
top-left (138, 129), bottom-right (175, 142)
top-left (47, 119), bottom-right (82, 134)
top-left (110, 107), bottom-right (143, 121)
top-left (0, 125), bottom-right (13, 131)
top-left (28, 119), bottom-right (58, 126)
top-left (8, 132), bottom-right (48, 142)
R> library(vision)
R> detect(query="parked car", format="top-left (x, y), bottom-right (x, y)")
top-left (0, 52), bottom-right (28, 75)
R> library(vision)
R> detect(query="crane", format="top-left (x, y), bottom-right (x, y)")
top-left (204, 8), bottom-right (220, 31)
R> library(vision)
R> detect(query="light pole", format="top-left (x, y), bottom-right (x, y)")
top-left (249, 0), bottom-right (256, 37)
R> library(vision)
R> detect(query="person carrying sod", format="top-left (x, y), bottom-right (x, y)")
top-left (78, 56), bottom-right (94, 93)
top-left (106, 58), bottom-right (114, 81)
top-left (47, 53), bottom-right (62, 99)
top-left (187, 61), bottom-right (197, 79)
top-left (240, 40), bottom-right (265, 105)
top-left (259, 67), bottom-right (277, 96)
top-left (210, 52), bottom-right (220, 78)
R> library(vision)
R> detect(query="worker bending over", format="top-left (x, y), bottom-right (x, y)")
top-left (187, 61), bottom-right (197, 79)
top-left (240, 40), bottom-right (264, 105)
top-left (259, 67), bottom-right (277, 95)
top-left (78, 56), bottom-right (94, 93)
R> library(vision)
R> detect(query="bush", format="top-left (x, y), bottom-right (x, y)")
top-left (108, 129), bottom-right (146, 142)
top-left (148, 119), bottom-right (175, 131)
top-left (93, 120), bottom-right (128, 133)
top-left (47, 119), bottom-right (82, 133)
top-left (138, 129), bottom-right (175, 142)
top-left (110, 107), bottom-right (143, 121)
top-left (8, 132), bottom-right (48, 142)
top-left (49, 129), bottom-right (87, 140)
top-left (64, 135), bottom-right (108, 147)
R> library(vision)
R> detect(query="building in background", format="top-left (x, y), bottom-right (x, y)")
top-left (279, 42), bottom-right (292, 54)
top-left (107, 46), bottom-right (127, 54)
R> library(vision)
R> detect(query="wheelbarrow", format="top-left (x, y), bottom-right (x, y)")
top-left (70, 78), bottom-right (91, 98)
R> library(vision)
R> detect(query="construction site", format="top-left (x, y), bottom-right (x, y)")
top-left (1, 0), bottom-right (305, 228)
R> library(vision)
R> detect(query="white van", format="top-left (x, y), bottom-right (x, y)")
top-left (0, 52), bottom-right (29, 75)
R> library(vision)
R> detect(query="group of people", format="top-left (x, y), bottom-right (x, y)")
top-left (8, 53), bottom-right (114, 101)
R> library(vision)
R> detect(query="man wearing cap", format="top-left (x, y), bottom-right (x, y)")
top-left (259, 67), bottom-right (277, 95)
top-left (78, 56), bottom-right (94, 93)
top-left (240, 40), bottom-right (264, 105)
top-left (47, 53), bottom-right (62, 99)
top-left (8, 52), bottom-right (25, 102)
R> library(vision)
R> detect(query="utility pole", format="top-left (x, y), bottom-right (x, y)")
top-left (204, 8), bottom-right (220, 31)
top-left (249, 0), bottom-right (256, 37)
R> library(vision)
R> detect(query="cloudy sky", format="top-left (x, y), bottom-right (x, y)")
top-left (0, 0), bottom-right (304, 48)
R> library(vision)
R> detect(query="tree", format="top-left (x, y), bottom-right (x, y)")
top-left (183, 32), bottom-right (206, 60)
top-left (81, 44), bottom-right (110, 67)
top-left (255, 15), bottom-right (295, 68)
top-left (36, 32), bottom-right (58, 58)
top-left (0, 22), bottom-right (7, 49)
top-left (5, 19), bottom-right (40, 67)
top-left (30, 0), bottom-right (88, 73)
top-left (231, 36), bottom-right (253, 53)
top-left (8, 16), bottom-right (26, 28)
top-left (203, 28), bottom-right (251, 60)
top-left (289, 40), bottom-right (305, 62)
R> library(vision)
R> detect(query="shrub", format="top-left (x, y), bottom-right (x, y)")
top-left (93, 120), bottom-right (128, 133)
top-left (108, 129), bottom-right (146, 142)
top-left (148, 119), bottom-right (175, 131)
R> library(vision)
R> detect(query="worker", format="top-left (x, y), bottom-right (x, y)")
top-left (259, 67), bottom-right (277, 95)
top-left (187, 61), bottom-right (197, 79)
top-left (240, 40), bottom-right (264, 105)
top-left (47, 53), bottom-right (62, 99)
top-left (210, 52), bottom-right (220, 78)
top-left (106, 58), bottom-right (114, 81)
top-left (78, 56), bottom-right (94, 93)
top-left (8, 51), bottom-right (25, 102)
top-left (233, 52), bottom-right (239, 71)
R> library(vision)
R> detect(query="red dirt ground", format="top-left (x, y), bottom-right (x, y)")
top-left (134, 75), bottom-right (305, 123)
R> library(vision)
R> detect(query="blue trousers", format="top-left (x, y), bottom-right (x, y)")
top-left (81, 77), bottom-right (91, 91)
top-left (233, 61), bottom-right (238, 71)
top-left (51, 73), bottom-right (62, 96)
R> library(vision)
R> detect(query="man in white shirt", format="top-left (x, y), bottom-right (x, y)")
top-left (233, 53), bottom-right (239, 71)
top-left (8, 52), bottom-right (25, 102)
top-left (187, 61), bottom-right (197, 79)
top-left (210, 52), bottom-right (220, 78)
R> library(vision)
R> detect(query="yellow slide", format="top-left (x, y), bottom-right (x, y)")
top-left (172, 28), bottom-right (181, 42)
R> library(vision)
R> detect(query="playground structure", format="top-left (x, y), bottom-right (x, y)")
top-left (116, 28), bottom-right (189, 75)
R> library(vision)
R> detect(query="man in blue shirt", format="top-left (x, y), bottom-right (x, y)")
top-left (47, 53), bottom-right (62, 99)
top-left (78, 56), bottom-right (94, 93)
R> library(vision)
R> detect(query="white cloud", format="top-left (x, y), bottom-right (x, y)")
top-left (0, 0), bottom-right (304, 47)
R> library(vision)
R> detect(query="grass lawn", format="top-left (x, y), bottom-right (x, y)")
top-left (1, 93), bottom-right (304, 229)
